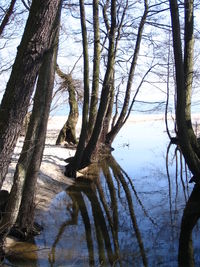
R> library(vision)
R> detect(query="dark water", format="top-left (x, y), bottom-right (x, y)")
top-left (5, 118), bottom-right (200, 266)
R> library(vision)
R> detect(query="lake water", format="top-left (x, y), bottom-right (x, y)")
top-left (5, 117), bottom-right (200, 266)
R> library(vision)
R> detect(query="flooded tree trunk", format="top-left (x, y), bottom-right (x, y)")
top-left (169, 0), bottom-right (200, 178)
top-left (0, 0), bottom-right (63, 189)
top-left (169, 3), bottom-right (200, 265)
top-left (85, 0), bottom-right (148, 162)
top-left (105, 1), bottom-right (148, 146)
top-left (65, 0), bottom-right (149, 178)
top-left (75, 0), bottom-right (116, 170)
top-left (65, 1), bottom-right (149, 178)
top-left (98, 84), bottom-right (114, 149)
top-left (65, 0), bottom-right (90, 177)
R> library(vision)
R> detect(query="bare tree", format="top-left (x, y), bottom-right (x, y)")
top-left (65, 0), bottom-right (150, 177)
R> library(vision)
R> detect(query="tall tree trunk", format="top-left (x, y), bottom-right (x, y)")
top-left (169, 0), bottom-right (200, 178)
top-left (65, 0), bottom-right (116, 176)
top-left (96, 77), bottom-right (115, 157)
top-left (56, 65), bottom-right (79, 145)
top-left (17, 35), bottom-right (59, 234)
top-left (106, 0), bottom-right (148, 146)
top-left (183, 0), bottom-right (200, 155)
top-left (0, 0), bottom-right (62, 188)
top-left (78, 0), bottom-right (116, 169)
top-left (0, 1), bottom-right (61, 240)
top-left (65, 0), bottom-right (148, 176)
top-left (65, 0), bottom-right (90, 176)
top-left (101, 82), bottom-right (115, 142)
top-left (87, 0), bottom-right (100, 137)
top-left (169, 2), bottom-right (200, 264)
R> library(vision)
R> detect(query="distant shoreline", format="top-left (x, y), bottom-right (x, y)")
top-left (48, 113), bottom-right (166, 130)
top-left (47, 112), bottom-right (200, 130)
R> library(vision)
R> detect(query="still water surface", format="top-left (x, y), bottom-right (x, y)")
top-left (5, 117), bottom-right (200, 266)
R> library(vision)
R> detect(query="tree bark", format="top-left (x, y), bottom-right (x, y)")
top-left (0, 0), bottom-right (63, 188)
top-left (0, 0), bottom-right (61, 239)
top-left (183, 0), bottom-right (200, 155)
top-left (17, 34), bottom-right (59, 233)
top-left (87, 0), bottom-right (100, 137)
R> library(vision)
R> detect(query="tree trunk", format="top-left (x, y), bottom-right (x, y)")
top-left (183, 0), bottom-right (200, 156)
top-left (56, 66), bottom-right (79, 145)
top-left (65, 0), bottom-right (90, 176)
top-left (169, 0), bottom-right (200, 178)
top-left (169, 1), bottom-right (200, 264)
top-left (17, 33), bottom-right (59, 234)
top-left (93, 80), bottom-right (115, 159)
top-left (65, 0), bottom-right (148, 177)
top-left (106, 0), bottom-right (148, 146)
top-left (87, 0), bottom-right (100, 137)
top-left (77, 0), bottom-right (116, 169)
top-left (0, 0), bottom-right (61, 240)
top-left (0, 0), bottom-right (63, 188)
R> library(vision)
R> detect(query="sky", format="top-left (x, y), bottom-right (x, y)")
top-left (1, 1), bottom-right (200, 116)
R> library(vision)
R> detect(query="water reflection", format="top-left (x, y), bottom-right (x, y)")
top-left (5, 131), bottom-right (199, 266)
top-left (165, 142), bottom-right (190, 227)
top-left (165, 141), bottom-right (200, 267)
top-left (48, 155), bottom-right (149, 266)
top-left (178, 184), bottom-right (200, 267)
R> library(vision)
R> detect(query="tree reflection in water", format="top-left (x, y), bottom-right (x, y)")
top-left (165, 142), bottom-right (190, 227)
top-left (166, 142), bottom-right (200, 267)
top-left (7, 143), bottom-right (198, 266)
top-left (178, 184), bottom-right (200, 267)
top-left (48, 155), bottom-right (150, 266)
top-left (5, 122), bottom-right (200, 266)
top-left (47, 145), bottom-right (200, 267)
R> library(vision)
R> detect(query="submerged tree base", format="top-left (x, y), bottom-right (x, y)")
top-left (8, 221), bottom-right (43, 241)
top-left (64, 143), bottom-right (115, 178)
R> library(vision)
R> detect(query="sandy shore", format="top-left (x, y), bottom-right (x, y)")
top-left (3, 116), bottom-right (76, 211)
